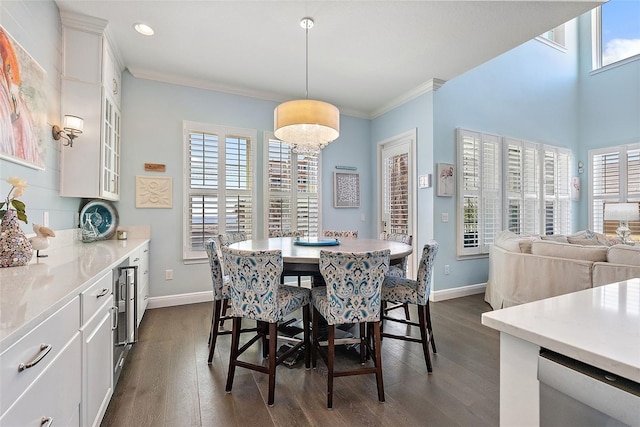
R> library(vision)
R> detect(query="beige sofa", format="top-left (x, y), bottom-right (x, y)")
top-left (485, 231), bottom-right (640, 309)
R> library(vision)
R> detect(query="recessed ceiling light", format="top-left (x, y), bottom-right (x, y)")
top-left (134, 23), bottom-right (154, 36)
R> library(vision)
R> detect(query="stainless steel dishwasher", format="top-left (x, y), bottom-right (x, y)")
top-left (538, 349), bottom-right (640, 426)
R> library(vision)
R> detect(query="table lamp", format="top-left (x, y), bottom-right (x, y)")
top-left (604, 202), bottom-right (639, 245)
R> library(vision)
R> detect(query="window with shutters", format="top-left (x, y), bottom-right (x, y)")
top-left (183, 122), bottom-right (256, 260)
top-left (457, 128), bottom-right (572, 256)
top-left (264, 133), bottom-right (320, 238)
top-left (590, 144), bottom-right (640, 236)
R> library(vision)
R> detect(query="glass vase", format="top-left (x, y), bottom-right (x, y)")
top-left (81, 213), bottom-right (99, 243)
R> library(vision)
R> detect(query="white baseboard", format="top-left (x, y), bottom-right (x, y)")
top-left (147, 291), bottom-right (213, 309)
top-left (431, 282), bottom-right (486, 302)
top-left (147, 282), bottom-right (486, 309)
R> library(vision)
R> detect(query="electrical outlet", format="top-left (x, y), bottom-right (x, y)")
top-left (441, 212), bottom-right (449, 223)
top-left (165, 269), bottom-right (173, 280)
top-left (444, 265), bottom-right (450, 275)
top-left (43, 211), bottom-right (49, 227)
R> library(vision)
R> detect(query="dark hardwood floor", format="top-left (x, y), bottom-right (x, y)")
top-left (101, 293), bottom-right (499, 427)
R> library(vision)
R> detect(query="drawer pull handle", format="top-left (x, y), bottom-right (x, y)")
top-left (40, 417), bottom-right (53, 427)
top-left (96, 288), bottom-right (110, 298)
top-left (133, 257), bottom-right (140, 262)
top-left (111, 306), bottom-right (118, 330)
top-left (18, 344), bottom-right (52, 372)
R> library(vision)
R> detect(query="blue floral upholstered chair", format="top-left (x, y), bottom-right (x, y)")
top-left (205, 232), bottom-right (249, 363)
top-left (311, 249), bottom-right (390, 408)
top-left (221, 246), bottom-right (311, 407)
top-left (269, 229), bottom-right (304, 238)
top-left (380, 232), bottom-right (413, 320)
top-left (381, 241), bottom-right (439, 372)
top-left (322, 230), bottom-right (358, 238)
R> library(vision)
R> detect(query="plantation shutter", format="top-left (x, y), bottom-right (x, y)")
top-left (504, 138), bottom-right (540, 235)
top-left (184, 123), bottom-right (256, 260)
top-left (384, 152), bottom-right (410, 235)
top-left (457, 129), bottom-right (501, 255)
top-left (265, 134), bottom-right (319, 237)
top-left (592, 149), bottom-right (621, 234)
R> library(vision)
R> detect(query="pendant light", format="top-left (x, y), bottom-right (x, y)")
top-left (274, 17), bottom-right (339, 154)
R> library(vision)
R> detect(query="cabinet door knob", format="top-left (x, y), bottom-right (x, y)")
top-left (18, 343), bottom-right (52, 372)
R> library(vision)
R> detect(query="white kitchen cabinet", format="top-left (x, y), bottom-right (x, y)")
top-left (131, 242), bottom-right (150, 326)
top-left (59, 12), bottom-right (122, 201)
top-left (80, 271), bottom-right (114, 427)
top-left (0, 297), bottom-right (81, 426)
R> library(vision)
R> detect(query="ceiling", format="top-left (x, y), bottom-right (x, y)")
top-left (55, 1), bottom-right (602, 119)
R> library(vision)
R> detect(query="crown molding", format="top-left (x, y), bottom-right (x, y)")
top-left (60, 11), bottom-right (107, 34)
top-left (370, 78), bottom-right (447, 119)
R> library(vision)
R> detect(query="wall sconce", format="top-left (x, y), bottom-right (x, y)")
top-left (52, 115), bottom-right (84, 147)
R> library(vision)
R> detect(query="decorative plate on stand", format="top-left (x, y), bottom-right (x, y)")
top-left (79, 200), bottom-right (119, 240)
top-left (293, 237), bottom-right (340, 246)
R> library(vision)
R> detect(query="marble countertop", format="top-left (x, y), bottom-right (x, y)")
top-left (0, 237), bottom-right (149, 353)
top-left (482, 278), bottom-right (640, 382)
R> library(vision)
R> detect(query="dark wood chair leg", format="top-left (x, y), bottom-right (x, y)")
top-left (267, 322), bottom-right (277, 406)
top-left (403, 302), bottom-right (410, 320)
top-left (312, 306), bottom-right (319, 368)
top-left (425, 302), bottom-right (437, 353)
top-left (219, 299), bottom-right (230, 328)
top-left (359, 323), bottom-right (366, 365)
top-left (260, 321), bottom-right (269, 358)
top-left (225, 317), bottom-right (242, 392)
top-left (372, 321), bottom-right (385, 403)
top-left (303, 303), bottom-right (311, 369)
top-left (327, 325), bottom-right (335, 409)
top-left (417, 305), bottom-right (433, 372)
top-left (208, 299), bottom-right (223, 363)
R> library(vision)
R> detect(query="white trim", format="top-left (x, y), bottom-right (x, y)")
top-left (370, 78), bottom-right (446, 119)
top-left (430, 282), bottom-right (486, 302)
top-left (147, 291), bottom-right (213, 309)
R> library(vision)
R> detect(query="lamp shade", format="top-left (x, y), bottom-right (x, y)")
top-left (274, 99), bottom-right (339, 146)
top-left (63, 115), bottom-right (84, 134)
top-left (604, 202), bottom-right (640, 221)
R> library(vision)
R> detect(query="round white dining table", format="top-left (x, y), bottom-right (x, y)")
top-left (229, 237), bottom-right (412, 275)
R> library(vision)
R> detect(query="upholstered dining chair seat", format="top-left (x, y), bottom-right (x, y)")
top-left (386, 265), bottom-right (406, 278)
top-left (382, 275), bottom-right (424, 305)
top-left (232, 285), bottom-right (310, 323)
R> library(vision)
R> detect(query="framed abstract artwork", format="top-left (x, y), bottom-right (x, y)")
top-left (0, 26), bottom-right (47, 170)
top-left (333, 171), bottom-right (360, 208)
top-left (437, 163), bottom-right (455, 197)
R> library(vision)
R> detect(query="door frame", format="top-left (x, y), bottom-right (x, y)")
top-left (377, 129), bottom-right (418, 276)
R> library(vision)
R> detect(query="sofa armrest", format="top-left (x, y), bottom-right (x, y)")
top-left (592, 262), bottom-right (640, 287)
top-left (485, 245), bottom-right (594, 309)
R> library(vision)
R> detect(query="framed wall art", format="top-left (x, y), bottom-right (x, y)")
top-left (437, 163), bottom-right (455, 197)
top-left (136, 175), bottom-right (173, 208)
top-left (0, 26), bottom-right (48, 170)
top-left (333, 171), bottom-right (360, 208)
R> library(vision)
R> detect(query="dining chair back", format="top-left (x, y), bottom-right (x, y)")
top-left (311, 249), bottom-right (390, 408)
top-left (269, 229), bottom-right (304, 238)
top-left (322, 230), bottom-right (358, 238)
top-left (221, 246), bottom-right (311, 406)
top-left (381, 241), bottom-right (439, 372)
top-left (205, 236), bottom-right (257, 364)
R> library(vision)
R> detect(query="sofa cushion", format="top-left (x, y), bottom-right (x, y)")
top-left (541, 234), bottom-right (569, 243)
top-left (607, 244), bottom-right (640, 266)
top-left (494, 230), bottom-right (522, 252)
top-left (531, 240), bottom-right (608, 262)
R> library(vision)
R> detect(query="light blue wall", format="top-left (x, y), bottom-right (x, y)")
top-left (120, 73), bottom-right (370, 297)
top-left (0, 0), bottom-right (80, 234)
top-left (373, 20), bottom-right (583, 292)
top-left (575, 12), bottom-right (640, 228)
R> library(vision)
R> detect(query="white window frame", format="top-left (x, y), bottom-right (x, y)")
top-left (592, 3), bottom-right (640, 71)
top-left (589, 143), bottom-right (640, 233)
top-left (182, 121), bottom-right (257, 261)
top-left (262, 131), bottom-right (322, 238)
top-left (536, 23), bottom-right (567, 51)
top-left (456, 128), bottom-right (572, 257)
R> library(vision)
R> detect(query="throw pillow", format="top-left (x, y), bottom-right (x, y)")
top-left (567, 236), bottom-right (603, 246)
top-left (541, 234), bottom-right (568, 243)
top-left (518, 236), bottom-right (540, 254)
top-left (494, 230), bottom-right (522, 252)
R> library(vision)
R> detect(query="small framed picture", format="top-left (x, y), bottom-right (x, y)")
top-left (333, 171), bottom-right (360, 208)
top-left (437, 163), bottom-right (455, 197)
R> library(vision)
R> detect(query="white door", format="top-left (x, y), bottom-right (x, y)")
top-left (378, 130), bottom-right (416, 277)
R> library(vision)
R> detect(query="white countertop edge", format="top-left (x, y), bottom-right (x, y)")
top-left (481, 280), bottom-right (640, 383)
top-left (0, 238), bottom-right (150, 353)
